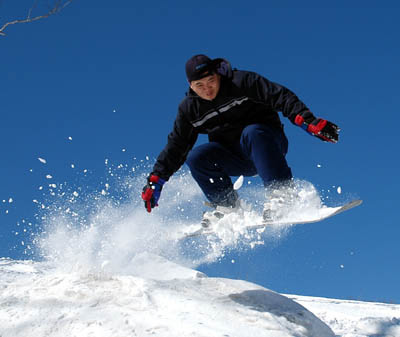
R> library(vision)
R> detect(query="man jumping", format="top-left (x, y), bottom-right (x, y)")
top-left (142, 54), bottom-right (339, 225)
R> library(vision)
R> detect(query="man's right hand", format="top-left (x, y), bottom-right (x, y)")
top-left (142, 174), bottom-right (165, 213)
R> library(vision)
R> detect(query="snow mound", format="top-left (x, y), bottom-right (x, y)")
top-left (2, 169), bottom-right (399, 336)
top-left (2, 258), bottom-right (400, 337)
top-left (289, 294), bottom-right (400, 337)
top-left (0, 257), bottom-right (335, 337)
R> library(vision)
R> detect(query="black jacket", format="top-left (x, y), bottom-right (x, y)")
top-left (152, 61), bottom-right (314, 181)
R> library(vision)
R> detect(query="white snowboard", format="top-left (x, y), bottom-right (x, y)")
top-left (180, 199), bottom-right (362, 239)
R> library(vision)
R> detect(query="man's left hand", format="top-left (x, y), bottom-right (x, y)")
top-left (295, 115), bottom-right (340, 143)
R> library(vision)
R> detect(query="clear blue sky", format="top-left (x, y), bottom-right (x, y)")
top-left (1, 1), bottom-right (399, 303)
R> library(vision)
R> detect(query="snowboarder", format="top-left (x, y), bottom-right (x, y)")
top-left (142, 54), bottom-right (339, 225)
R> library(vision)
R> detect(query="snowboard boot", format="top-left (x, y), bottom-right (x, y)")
top-left (201, 208), bottom-right (226, 228)
top-left (201, 191), bottom-right (241, 228)
top-left (262, 207), bottom-right (276, 223)
top-left (263, 180), bottom-right (299, 224)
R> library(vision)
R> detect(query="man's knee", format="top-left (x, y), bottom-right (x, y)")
top-left (186, 147), bottom-right (201, 169)
top-left (242, 124), bottom-right (274, 141)
top-left (186, 143), bottom-right (217, 169)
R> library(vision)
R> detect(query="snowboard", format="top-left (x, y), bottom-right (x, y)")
top-left (180, 199), bottom-right (362, 239)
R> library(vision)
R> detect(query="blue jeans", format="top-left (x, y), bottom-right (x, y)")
top-left (186, 124), bottom-right (292, 207)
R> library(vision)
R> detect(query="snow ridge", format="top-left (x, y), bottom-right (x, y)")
top-left (0, 257), bottom-right (335, 337)
top-left (2, 258), bottom-right (400, 337)
top-left (2, 172), bottom-right (398, 336)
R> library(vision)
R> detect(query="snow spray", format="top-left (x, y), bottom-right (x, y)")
top-left (29, 159), bottom-right (322, 276)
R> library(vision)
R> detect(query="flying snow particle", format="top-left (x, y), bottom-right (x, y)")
top-left (68, 136), bottom-right (73, 141)
top-left (38, 158), bottom-right (47, 164)
top-left (122, 148), bottom-right (126, 152)
top-left (231, 259), bottom-right (235, 264)
top-left (317, 164), bottom-right (322, 168)
top-left (46, 175), bottom-right (53, 179)
top-left (340, 264), bottom-right (345, 269)
top-left (337, 186), bottom-right (342, 194)
top-left (71, 164), bottom-right (75, 169)
top-left (8, 198), bottom-right (13, 203)
top-left (73, 191), bottom-right (79, 197)
top-left (146, 156), bottom-right (149, 161)
top-left (233, 175), bottom-right (244, 190)
top-left (209, 178), bottom-right (214, 183)
top-left (101, 260), bottom-right (110, 269)
top-left (250, 241), bottom-right (264, 249)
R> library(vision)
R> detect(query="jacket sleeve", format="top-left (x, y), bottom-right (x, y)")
top-left (152, 107), bottom-right (198, 181)
top-left (243, 71), bottom-right (316, 124)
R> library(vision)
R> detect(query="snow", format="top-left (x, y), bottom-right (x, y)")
top-left (1, 257), bottom-right (399, 337)
top-left (233, 175), bottom-right (244, 190)
top-left (180, 181), bottom-right (338, 240)
top-left (289, 294), bottom-right (400, 337)
top-left (0, 257), bottom-right (330, 337)
top-left (1, 176), bottom-right (397, 336)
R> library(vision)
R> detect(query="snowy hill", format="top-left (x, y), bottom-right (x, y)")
top-left (2, 177), bottom-right (399, 336)
top-left (289, 294), bottom-right (400, 337)
top-left (1, 257), bottom-right (399, 337)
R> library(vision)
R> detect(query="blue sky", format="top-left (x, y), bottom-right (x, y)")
top-left (1, 1), bottom-right (400, 303)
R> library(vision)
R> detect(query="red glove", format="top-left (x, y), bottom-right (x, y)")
top-left (141, 174), bottom-right (165, 213)
top-left (295, 115), bottom-right (340, 143)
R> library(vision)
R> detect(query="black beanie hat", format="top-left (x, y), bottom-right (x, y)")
top-left (185, 54), bottom-right (215, 82)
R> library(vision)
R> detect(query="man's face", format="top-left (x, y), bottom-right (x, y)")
top-left (190, 73), bottom-right (221, 101)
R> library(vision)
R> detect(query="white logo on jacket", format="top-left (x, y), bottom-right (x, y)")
top-left (191, 97), bottom-right (249, 128)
